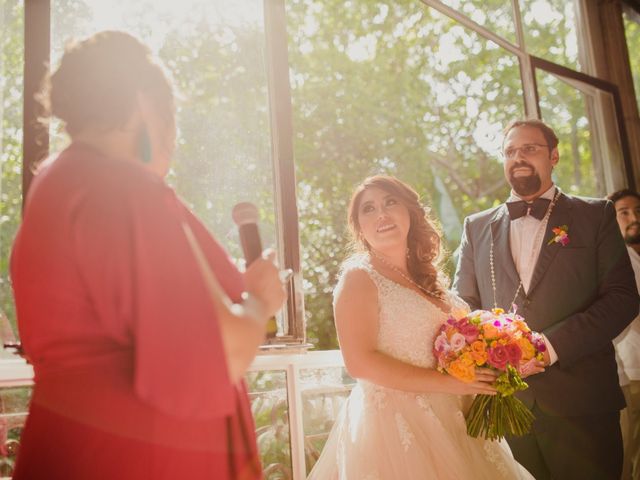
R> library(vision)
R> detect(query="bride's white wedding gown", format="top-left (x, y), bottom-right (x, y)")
top-left (308, 257), bottom-right (534, 480)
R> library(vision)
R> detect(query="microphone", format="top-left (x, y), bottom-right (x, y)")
top-left (231, 202), bottom-right (262, 266)
top-left (232, 202), bottom-right (277, 338)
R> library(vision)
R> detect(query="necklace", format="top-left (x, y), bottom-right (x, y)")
top-left (490, 188), bottom-right (560, 309)
top-left (369, 249), bottom-right (442, 300)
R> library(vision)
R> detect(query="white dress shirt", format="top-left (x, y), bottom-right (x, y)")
top-left (507, 185), bottom-right (559, 364)
top-left (614, 247), bottom-right (640, 385)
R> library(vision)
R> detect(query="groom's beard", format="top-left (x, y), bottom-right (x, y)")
top-left (508, 162), bottom-right (542, 197)
top-left (625, 222), bottom-right (640, 245)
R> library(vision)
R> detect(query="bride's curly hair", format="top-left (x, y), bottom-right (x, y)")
top-left (347, 175), bottom-right (448, 298)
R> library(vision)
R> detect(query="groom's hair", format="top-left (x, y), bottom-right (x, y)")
top-left (608, 189), bottom-right (640, 204)
top-left (502, 119), bottom-right (559, 150)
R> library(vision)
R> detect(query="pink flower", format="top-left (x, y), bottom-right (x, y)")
top-left (487, 345), bottom-right (509, 370)
top-left (434, 332), bottom-right (450, 354)
top-left (450, 333), bottom-right (467, 352)
top-left (505, 343), bottom-right (522, 366)
top-left (456, 319), bottom-right (480, 343)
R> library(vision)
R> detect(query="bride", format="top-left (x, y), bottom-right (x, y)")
top-left (308, 175), bottom-right (537, 479)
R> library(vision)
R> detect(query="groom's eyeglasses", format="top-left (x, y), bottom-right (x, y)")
top-left (502, 143), bottom-right (549, 160)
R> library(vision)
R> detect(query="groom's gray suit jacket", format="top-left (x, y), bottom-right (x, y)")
top-left (453, 192), bottom-right (639, 416)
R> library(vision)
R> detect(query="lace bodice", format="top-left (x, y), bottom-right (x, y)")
top-left (335, 255), bottom-right (468, 369)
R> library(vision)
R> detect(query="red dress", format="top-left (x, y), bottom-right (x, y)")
top-left (10, 143), bottom-right (262, 479)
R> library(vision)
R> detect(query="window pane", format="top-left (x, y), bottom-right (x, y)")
top-left (51, 1), bottom-right (290, 336)
top-left (51, 0), bottom-right (275, 259)
top-left (0, 0), bottom-right (23, 347)
top-left (624, 9), bottom-right (640, 116)
top-left (0, 385), bottom-right (32, 477)
top-left (438, 0), bottom-right (517, 44)
top-left (536, 69), bottom-right (606, 197)
top-left (246, 370), bottom-right (292, 476)
top-left (519, 0), bottom-right (581, 70)
top-left (287, 0), bottom-right (524, 349)
top-left (301, 366), bottom-right (355, 475)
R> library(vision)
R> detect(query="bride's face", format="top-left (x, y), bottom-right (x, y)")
top-left (357, 187), bottom-right (411, 253)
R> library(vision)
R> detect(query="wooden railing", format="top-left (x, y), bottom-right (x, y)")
top-left (0, 350), bottom-right (352, 479)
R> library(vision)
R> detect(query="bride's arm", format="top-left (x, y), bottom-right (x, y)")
top-left (335, 269), bottom-right (496, 395)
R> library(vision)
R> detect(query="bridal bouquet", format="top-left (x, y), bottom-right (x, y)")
top-left (433, 308), bottom-right (546, 441)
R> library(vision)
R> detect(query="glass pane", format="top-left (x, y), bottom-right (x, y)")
top-left (519, 0), bottom-right (581, 70)
top-left (51, 1), bottom-right (286, 335)
top-left (0, 0), bottom-right (23, 348)
top-left (287, 0), bottom-right (524, 349)
top-left (438, 0), bottom-right (517, 44)
top-left (624, 9), bottom-right (640, 115)
top-left (300, 366), bottom-right (355, 475)
top-left (0, 386), bottom-right (32, 477)
top-left (50, 0), bottom-right (275, 259)
top-left (536, 69), bottom-right (606, 197)
top-left (246, 370), bottom-right (292, 479)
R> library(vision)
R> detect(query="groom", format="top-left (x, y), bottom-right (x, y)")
top-left (453, 119), bottom-right (638, 480)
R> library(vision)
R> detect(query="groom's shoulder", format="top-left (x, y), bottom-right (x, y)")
top-left (561, 192), bottom-right (611, 214)
top-left (464, 204), bottom-right (504, 226)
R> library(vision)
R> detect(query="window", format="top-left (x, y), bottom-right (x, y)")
top-left (624, 4), bottom-right (640, 115)
top-left (0, 0), bottom-right (24, 351)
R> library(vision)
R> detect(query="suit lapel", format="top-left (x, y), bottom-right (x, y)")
top-left (490, 205), bottom-right (521, 292)
top-left (527, 193), bottom-right (573, 295)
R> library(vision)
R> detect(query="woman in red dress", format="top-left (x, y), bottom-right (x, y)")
top-left (10, 31), bottom-right (285, 479)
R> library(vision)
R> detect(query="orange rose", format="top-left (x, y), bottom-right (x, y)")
top-left (482, 324), bottom-right (500, 340)
top-left (447, 358), bottom-right (475, 383)
top-left (470, 340), bottom-right (488, 365)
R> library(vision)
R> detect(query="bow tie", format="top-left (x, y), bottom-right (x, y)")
top-left (506, 198), bottom-right (551, 220)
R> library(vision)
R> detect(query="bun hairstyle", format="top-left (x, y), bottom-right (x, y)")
top-left (347, 174), bottom-right (447, 299)
top-left (38, 30), bottom-right (174, 136)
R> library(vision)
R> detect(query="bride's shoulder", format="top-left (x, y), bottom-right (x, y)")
top-left (333, 254), bottom-right (377, 300)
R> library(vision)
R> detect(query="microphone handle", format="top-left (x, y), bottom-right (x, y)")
top-left (239, 223), bottom-right (263, 265)
top-left (238, 223), bottom-right (277, 339)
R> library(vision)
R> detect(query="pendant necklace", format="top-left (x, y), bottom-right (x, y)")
top-left (490, 188), bottom-right (560, 309)
top-left (369, 249), bottom-right (442, 300)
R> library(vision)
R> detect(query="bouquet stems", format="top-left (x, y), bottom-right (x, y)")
top-left (466, 365), bottom-right (535, 441)
top-left (466, 393), bottom-right (535, 441)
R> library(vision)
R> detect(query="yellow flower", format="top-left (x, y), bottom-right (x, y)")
top-left (470, 341), bottom-right (488, 365)
top-left (492, 308), bottom-right (505, 315)
top-left (447, 358), bottom-right (476, 383)
top-left (516, 337), bottom-right (536, 361)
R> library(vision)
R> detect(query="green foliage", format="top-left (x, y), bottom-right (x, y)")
top-left (0, 0), bottom-right (24, 335)
top-left (624, 11), bottom-right (640, 116)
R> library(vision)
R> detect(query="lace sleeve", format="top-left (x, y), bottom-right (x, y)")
top-left (446, 290), bottom-right (470, 314)
top-left (333, 254), bottom-right (376, 306)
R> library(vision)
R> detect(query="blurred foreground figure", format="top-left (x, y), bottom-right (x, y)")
top-left (11, 31), bottom-right (285, 480)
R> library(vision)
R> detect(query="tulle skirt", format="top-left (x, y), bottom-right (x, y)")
top-left (308, 381), bottom-right (534, 480)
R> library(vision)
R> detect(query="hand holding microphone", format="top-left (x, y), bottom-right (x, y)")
top-left (232, 203), bottom-right (287, 337)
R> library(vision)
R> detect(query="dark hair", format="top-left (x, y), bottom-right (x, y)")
top-left (608, 188), bottom-right (640, 204)
top-left (503, 119), bottom-right (559, 150)
top-left (38, 30), bottom-right (174, 135)
top-left (347, 175), bottom-right (447, 298)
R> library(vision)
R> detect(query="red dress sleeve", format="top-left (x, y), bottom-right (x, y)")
top-left (70, 165), bottom-right (239, 419)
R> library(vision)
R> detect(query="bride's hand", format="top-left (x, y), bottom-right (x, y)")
top-left (443, 368), bottom-right (498, 396)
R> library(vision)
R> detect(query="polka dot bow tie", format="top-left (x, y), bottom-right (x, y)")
top-left (506, 198), bottom-right (551, 220)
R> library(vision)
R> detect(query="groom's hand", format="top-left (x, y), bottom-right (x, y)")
top-left (518, 358), bottom-right (546, 378)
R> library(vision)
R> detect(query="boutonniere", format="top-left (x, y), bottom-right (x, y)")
top-left (548, 225), bottom-right (570, 246)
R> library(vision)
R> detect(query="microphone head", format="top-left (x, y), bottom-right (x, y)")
top-left (232, 202), bottom-right (259, 226)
